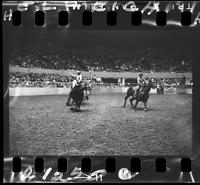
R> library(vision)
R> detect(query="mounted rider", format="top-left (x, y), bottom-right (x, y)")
top-left (69, 70), bottom-right (89, 99)
top-left (133, 73), bottom-right (145, 98)
top-left (70, 71), bottom-right (83, 89)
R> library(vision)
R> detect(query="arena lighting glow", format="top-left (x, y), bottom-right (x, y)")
top-left (179, 171), bottom-right (183, 181)
top-left (4, 157), bottom-right (13, 162)
top-left (191, 150), bottom-right (200, 160)
top-left (190, 1), bottom-right (197, 13)
top-left (9, 172), bottom-right (15, 183)
top-left (179, 171), bottom-right (196, 183)
top-left (4, 87), bottom-right (9, 99)
top-left (189, 171), bottom-right (195, 183)
top-left (192, 12), bottom-right (200, 26)
top-left (9, 96), bottom-right (18, 108)
top-left (142, 19), bottom-right (157, 26)
top-left (9, 85), bottom-right (27, 107)
top-left (167, 20), bottom-right (182, 26)
top-left (165, 2), bottom-right (173, 13)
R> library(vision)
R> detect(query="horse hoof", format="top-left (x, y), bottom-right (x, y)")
top-left (133, 109), bottom-right (136, 111)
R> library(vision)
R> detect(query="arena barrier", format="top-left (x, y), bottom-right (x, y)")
top-left (92, 87), bottom-right (192, 94)
top-left (9, 87), bottom-right (192, 96)
top-left (9, 87), bottom-right (71, 96)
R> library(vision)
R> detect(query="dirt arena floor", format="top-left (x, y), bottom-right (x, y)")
top-left (9, 93), bottom-right (192, 156)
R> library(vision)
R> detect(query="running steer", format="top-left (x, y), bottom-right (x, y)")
top-left (123, 78), bottom-right (153, 111)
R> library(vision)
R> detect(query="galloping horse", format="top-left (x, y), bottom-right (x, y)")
top-left (123, 78), bottom-right (153, 111)
top-left (66, 84), bottom-right (88, 110)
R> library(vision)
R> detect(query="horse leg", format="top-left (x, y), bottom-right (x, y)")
top-left (129, 97), bottom-right (135, 108)
top-left (77, 99), bottom-right (81, 109)
top-left (73, 99), bottom-right (78, 110)
top-left (143, 101), bottom-right (148, 111)
top-left (76, 103), bottom-right (80, 110)
top-left (123, 95), bottom-right (130, 108)
top-left (133, 100), bottom-right (139, 111)
top-left (143, 95), bottom-right (149, 111)
top-left (66, 97), bottom-right (70, 106)
top-left (66, 97), bottom-right (73, 106)
top-left (77, 98), bottom-right (83, 110)
top-left (76, 94), bottom-right (83, 110)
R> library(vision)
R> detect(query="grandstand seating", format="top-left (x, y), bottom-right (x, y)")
top-left (9, 48), bottom-right (192, 88)
top-left (9, 48), bottom-right (192, 73)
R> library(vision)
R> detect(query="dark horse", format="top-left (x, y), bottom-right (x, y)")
top-left (66, 84), bottom-right (87, 110)
top-left (123, 78), bottom-right (153, 111)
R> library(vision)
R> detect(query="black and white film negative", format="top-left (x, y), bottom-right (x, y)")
top-left (2, 1), bottom-right (200, 183)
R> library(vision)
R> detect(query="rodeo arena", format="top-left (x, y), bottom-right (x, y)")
top-left (9, 47), bottom-right (192, 156)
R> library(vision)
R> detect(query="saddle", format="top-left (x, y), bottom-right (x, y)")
top-left (133, 84), bottom-right (146, 98)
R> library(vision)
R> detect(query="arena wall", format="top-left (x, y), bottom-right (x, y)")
top-left (9, 87), bottom-right (192, 96)
top-left (9, 87), bottom-right (71, 96)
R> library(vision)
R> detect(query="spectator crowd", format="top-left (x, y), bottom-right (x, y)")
top-left (9, 72), bottom-right (70, 88)
top-left (9, 47), bottom-right (192, 88)
top-left (9, 48), bottom-right (192, 73)
top-left (9, 71), bottom-right (192, 88)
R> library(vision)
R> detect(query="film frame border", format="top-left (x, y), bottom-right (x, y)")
top-left (3, 156), bottom-right (198, 183)
top-left (3, 1), bottom-right (200, 28)
top-left (2, 0), bottom-right (200, 183)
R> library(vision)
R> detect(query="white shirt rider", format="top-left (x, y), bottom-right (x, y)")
top-left (134, 73), bottom-right (144, 97)
top-left (137, 75), bottom-right (144, 87)
top-left (70, 71), bottom-right (82, 88)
